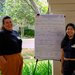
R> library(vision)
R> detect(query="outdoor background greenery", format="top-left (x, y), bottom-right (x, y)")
top-left (0, 0), bottom-right (48, 38)
top-left (21, 48), bottom-right (52, 75)
top-left (22, 59), bottom-right (52, 75)
top-left (0, 1), bottom-right (52, 75)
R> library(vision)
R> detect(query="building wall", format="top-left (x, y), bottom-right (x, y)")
top-left (48, 0), bottom-right (75, 24)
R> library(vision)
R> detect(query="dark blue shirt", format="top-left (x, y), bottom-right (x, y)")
top-left (61, 35), bottom-right (75, 58)
top-left (0, 29), bottom-right (22, 55)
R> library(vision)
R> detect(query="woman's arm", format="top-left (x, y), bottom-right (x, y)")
top-left (61, 48), bottom-right (64, 73)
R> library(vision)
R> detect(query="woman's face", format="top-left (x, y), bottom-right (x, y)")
top-left (66, 26), bottom-right (75, 38)
top-left (3, 18), bottom-right (13, 31)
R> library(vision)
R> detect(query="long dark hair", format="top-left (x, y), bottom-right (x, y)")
top-left (65, 23), bottom-right (75, 31)
top-left (64, 23), bottom-right (75, 40)
top-left (61, 23), bottom-right (75, 46)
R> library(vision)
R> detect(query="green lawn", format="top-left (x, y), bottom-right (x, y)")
top-left (22, 59), bottom-right (52, 75)
top-left (22, 48), bottom-right (52, 75)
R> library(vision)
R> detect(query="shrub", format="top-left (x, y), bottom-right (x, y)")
top-left (24, 28), bottom-right (34, 38)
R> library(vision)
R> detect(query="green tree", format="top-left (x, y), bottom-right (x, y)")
top-left (3, 0), bottom-right (35, 25)
top-left (1, 0), bottom-right (48, 37)
top-left (3, 0), bottom-right (48, 24)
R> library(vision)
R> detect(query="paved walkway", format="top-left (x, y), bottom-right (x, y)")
top-left (22, 39), bottom-right (35, 48)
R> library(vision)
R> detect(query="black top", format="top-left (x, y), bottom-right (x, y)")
top-left (61, 35), bottom-right (75, 58)
top-left (0, 29), bottom-right (22, 55)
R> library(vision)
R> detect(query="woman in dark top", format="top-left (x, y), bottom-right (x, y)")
top-left (61, 23), bottom-right (75, 75)
top-left (0, 16), bottom-right (23, 75)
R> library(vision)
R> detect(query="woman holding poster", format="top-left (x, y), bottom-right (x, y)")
top-left (61, 23), bottom-right (75, 75)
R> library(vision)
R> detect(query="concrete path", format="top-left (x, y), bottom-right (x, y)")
top-left (22, 39), bottom-right (35, 48)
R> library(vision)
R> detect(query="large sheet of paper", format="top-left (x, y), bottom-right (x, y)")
top-left (35, 14), bottom-right (65, 60)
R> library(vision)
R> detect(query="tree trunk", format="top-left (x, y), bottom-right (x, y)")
top-left (29, 0), bottom-right (40, 15)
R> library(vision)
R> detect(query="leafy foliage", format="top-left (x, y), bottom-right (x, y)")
top-left (22, 59), bottom-right (52, 75)
top-left (0, 0), bottom-right (48, 38)
top-left (24, 28), bottom-right (34, 38)
top-left (2, 0), bottom-right (48, 25)
top-left (3, 0), bottom-right (35, 25)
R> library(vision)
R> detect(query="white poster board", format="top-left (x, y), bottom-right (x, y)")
top-left (35, 14), bottom-right (65, 60)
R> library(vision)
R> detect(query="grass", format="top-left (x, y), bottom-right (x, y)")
top-left (22, 48), bottom-right (52, 75)
top-left (22, 59), bottom-right (52, 75)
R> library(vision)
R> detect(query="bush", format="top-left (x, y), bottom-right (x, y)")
top-left (24, 28), bottom-right (34, 38)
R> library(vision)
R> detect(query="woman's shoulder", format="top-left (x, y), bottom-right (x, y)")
top-left (0, 30), bottom-right (5, 38)
top-left (72, 35), bottom-right (75, 42)
top-left (61, 36), bottom-right (68, 47)
top-left (62, 36), bottom-right (68, 43)
top-left (0, 30), bottom-right (5, 34)
top-left (12, 30), bottom-right (19, 36)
